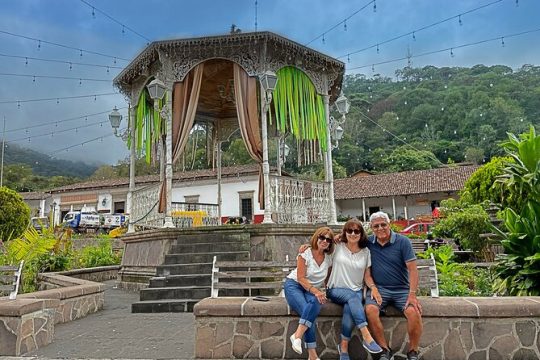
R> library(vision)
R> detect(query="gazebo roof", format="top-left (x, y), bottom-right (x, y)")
top-left (114, 31), bottom-right (345, 102)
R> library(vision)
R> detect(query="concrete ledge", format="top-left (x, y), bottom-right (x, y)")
top-left (0, 270), bottom-right (106, 356)
top-left (194, 296), bottom-right (540, 359)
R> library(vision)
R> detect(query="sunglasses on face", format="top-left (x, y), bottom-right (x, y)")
top-left (318, 235), bottom-right (333, 243)
top-left (346, 229), bottom-right (361, 235)
top-left (372, 223), bottom-right (389, 229)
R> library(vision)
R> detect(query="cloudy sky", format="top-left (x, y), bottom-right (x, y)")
top-left (0, 0), bottom-right (538, 164)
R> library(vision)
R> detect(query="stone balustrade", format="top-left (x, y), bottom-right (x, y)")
top-left (194, 296), bottom-right (540, 360)
top-left (0, 271), bottom-right (106, 356)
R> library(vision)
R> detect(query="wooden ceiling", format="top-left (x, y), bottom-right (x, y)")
top-left (196, 59), bottom-right (239, 121)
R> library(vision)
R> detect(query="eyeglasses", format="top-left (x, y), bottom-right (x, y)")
top-left (318, 235), bottom-right (333, 243)
top-left (346, 229), bottom-right (361, 235)
top-left (372, 223), bottom-right (389, 229)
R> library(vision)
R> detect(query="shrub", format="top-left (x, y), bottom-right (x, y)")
top-left (75, 238), bottom-right (122, 268)
top-left (0, 186), bottom-right (31, 241)
top-left (432, 199), bottom-right (491, 252)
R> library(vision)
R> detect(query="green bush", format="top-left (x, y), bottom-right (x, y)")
top-left (0, 186), bottom-right (31, 242)
top-left (419, 245), bottom-right (494, 296)
top-left (75, 238), bottom-right (122, 268)
top-left (432, 199), bottom-right (491, 252)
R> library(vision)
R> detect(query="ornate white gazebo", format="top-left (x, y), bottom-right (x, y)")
top-left (113, 31), bottom-right (346, 230)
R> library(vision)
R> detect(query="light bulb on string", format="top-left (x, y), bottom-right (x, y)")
top-left (107, 66), bottom-right (110, 74)
top-left (56, 98), bottom-right (59, 105)
top-left (450, 48), bottom-right (454, 58)
top-left (441, 107), bottom-right (445, 111)
top-left (37, 40), bottom-right (41, 51)
top-left (32, 76), bottom-right (36, 83)
top-left (371, 64), bottom-right (375, 72)
top-left (412, 31), bottom-right (416, 41)
top-left (113, 57), bottom-right (117, 64)
top-left (27, 137), bottom-right (31, 143)
top-left (347, 54), bottom-right (350, 63)
top-left (25, 57), bottom-right (28, 66)
top-left (17, 101), bottom-right (21, 109)
top-left (458, 15), bottom-right (462, 26)
top-left (322, 34), bottom-right (325, 44)
top-left (79, 79), bottom-right (82, 86)
top-left (376, 44), bottom-right (380, 54)
top-left (501, 37), bottom-right (505, 47)
top-left (80, 49), bottom-right (83, 57)
top-left (344, 20), bottom-right (347, 31)
top-left (373, 0), bottom-right (376, 12)
top-left (94, 95), bottom-right (97, 101)
top-left (69, 62), bottom-right (72, 70)
top-left (122, 25), bottom-right (125, 35)
top-left (92, 7), bottom-right (95, 18)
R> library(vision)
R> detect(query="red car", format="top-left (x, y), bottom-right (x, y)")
top-left (399, 222), bottom-right (434, 236)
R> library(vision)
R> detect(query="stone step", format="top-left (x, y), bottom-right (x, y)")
top-left (173, 232), bottom-right (248, 245)
top-left (131, 299), bottom-right (200, 313)
top-left (149, 274), bottom-right (211, 288)
top-left (164, 251), bottom-right (249, 264)
top-left (169, 241), bottom-right (249, 254)
top-left (156, 262), bottom-right (213, 276)
top-left (139, 286), bottom-right (211, 301)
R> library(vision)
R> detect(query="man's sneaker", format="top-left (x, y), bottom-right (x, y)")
top-left (407, 349), bottom-right (419, 360)
top-left (363, 340), bottom-right (383, 354)
top-left (379, 348), bottom-right (392, 360)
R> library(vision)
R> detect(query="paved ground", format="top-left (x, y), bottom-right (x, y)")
top-left (20, 281), bottom-right (196, 360)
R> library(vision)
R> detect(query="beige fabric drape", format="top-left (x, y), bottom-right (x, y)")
top-left (233, 63), bottom-right (265, 209)
top-left (158, 63), bottom-right (204, 213)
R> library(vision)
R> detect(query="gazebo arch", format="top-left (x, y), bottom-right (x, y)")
top-left (113, 31), bottom-right (345, 229)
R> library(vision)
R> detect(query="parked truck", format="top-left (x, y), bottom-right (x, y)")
top-left (62, 211), bottom-right (127, 233)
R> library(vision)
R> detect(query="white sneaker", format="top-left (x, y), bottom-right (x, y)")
top-left (290, 334), bottom-right (302, 354)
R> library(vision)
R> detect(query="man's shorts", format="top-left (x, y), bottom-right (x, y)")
top-left (365, 286), bottom-right (410, 312)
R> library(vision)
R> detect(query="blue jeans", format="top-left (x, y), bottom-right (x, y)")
top-left (283, 278), bottom-right (321, 348)
top-left (327, 287), bottom-right (368, 340)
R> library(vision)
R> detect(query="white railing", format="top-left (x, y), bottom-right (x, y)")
top-left (270, 176), bottom-right (330, 224)
top-left (131, 184), bottom-right (164, 229)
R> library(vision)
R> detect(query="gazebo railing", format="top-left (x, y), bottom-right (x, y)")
top-left (131, 184), bottom-right (164, 229)
top-left (270, 176), bottom-right (330, 224)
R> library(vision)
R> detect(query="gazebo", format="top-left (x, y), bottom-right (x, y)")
top-left (113, 31), bottom-right (347, 231)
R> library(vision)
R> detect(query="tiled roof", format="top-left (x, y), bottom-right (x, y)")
top-left (334, 165), bottom-right (479, 200)
top-left (49, 164), bottom-right (262, 193)
top-left (19, 191), bottom-right (48, 200)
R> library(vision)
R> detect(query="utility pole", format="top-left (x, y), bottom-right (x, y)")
top-left (0, 116), bottom-right (5, 188)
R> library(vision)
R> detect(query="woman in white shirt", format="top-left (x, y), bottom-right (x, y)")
top-left (285, 226), bottom-right (335, 360)
top-left (326, 218), bottom-right (383, 359)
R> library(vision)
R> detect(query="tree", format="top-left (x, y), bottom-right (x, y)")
top-left (460, 157), bottom-right (514, 207)
top-left (382, 147), bottom-right (439, 172)
top-left (0, 187), bottom-right (31, 242)
top-left (464, 147), bottom-right (485, 165)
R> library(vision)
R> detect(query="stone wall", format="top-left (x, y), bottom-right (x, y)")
top-left (0, 272), bottom-right (105, 355)
top-left (194, 296), bottom-right (540, 360)
top-left (118, 225), bottom-right (341, 289)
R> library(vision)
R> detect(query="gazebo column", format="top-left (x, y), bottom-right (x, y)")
top-left (163, 87), bottom-right (174, 228)
top-left (260, 85), bottom-right (273, 224)
top-left (404, 196), bottom-right (409, 221)
top-left (127, 106), bottom-right (136, 233)
top-left (392, 197), bottom-right (397, 220)
top-left (323, 93), bottom-right (337, 225)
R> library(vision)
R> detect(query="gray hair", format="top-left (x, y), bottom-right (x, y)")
top-left (370, 211), bottom-right (390, 223)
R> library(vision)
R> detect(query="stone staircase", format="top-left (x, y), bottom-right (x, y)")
top-left (131, 232), bottom-right (250, 313)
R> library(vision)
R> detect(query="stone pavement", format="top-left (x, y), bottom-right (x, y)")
top-left (19, 280), bottom-right (196, 360)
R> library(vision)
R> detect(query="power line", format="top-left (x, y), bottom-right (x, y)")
top-left (338, 0), bottom-right (505, 60)
top-left (305, 0), bottom-right (376, 46)
top-left (346, 27), bottom-right (540, 72)
top-left (48, 128), bottom-right (126, 155)
top-left (0, 72), bottom-right (112, 82)
top-left (0, 29), bottom-right (130, 62)
top-left (0, 92), bottom-right (119, 105)
top-left (79, 0), bottom-right (152, 43)
top-left (8, 119), bottom-right (108, 142)
top-left (5, 108), bottom-right (126, 133)
top-left (0, 53), bottom-right (123, 70)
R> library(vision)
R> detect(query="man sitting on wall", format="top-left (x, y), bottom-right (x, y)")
top-left (364, 211), bottom-right (423, 360)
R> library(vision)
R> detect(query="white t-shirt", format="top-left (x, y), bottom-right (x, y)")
top-left (287, 248), bottom-right (333, 288)
top-left (327, 243), bottom-right (371, 292)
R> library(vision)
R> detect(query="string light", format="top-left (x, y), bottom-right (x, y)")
top-left (0, 92), bottom-right (119, 105)
top-left (338, 0), bottom-right (504, 59)
top-left (346, 27), bottom-right (540, 71)
top-left (7, 120), bottom-right (117, 143)
top-left (49, 128), bottom-right (126, 155)
top-left (0, 53), bottom-right (123, 70)
top-left (0, 30), bottom-right (129, 61)
top-left (0, 72), bottom-right (111, 83)
top-left (304, 0), bottom-right (375, 45)
top-left (79, 0), bottom-right (151, 42)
